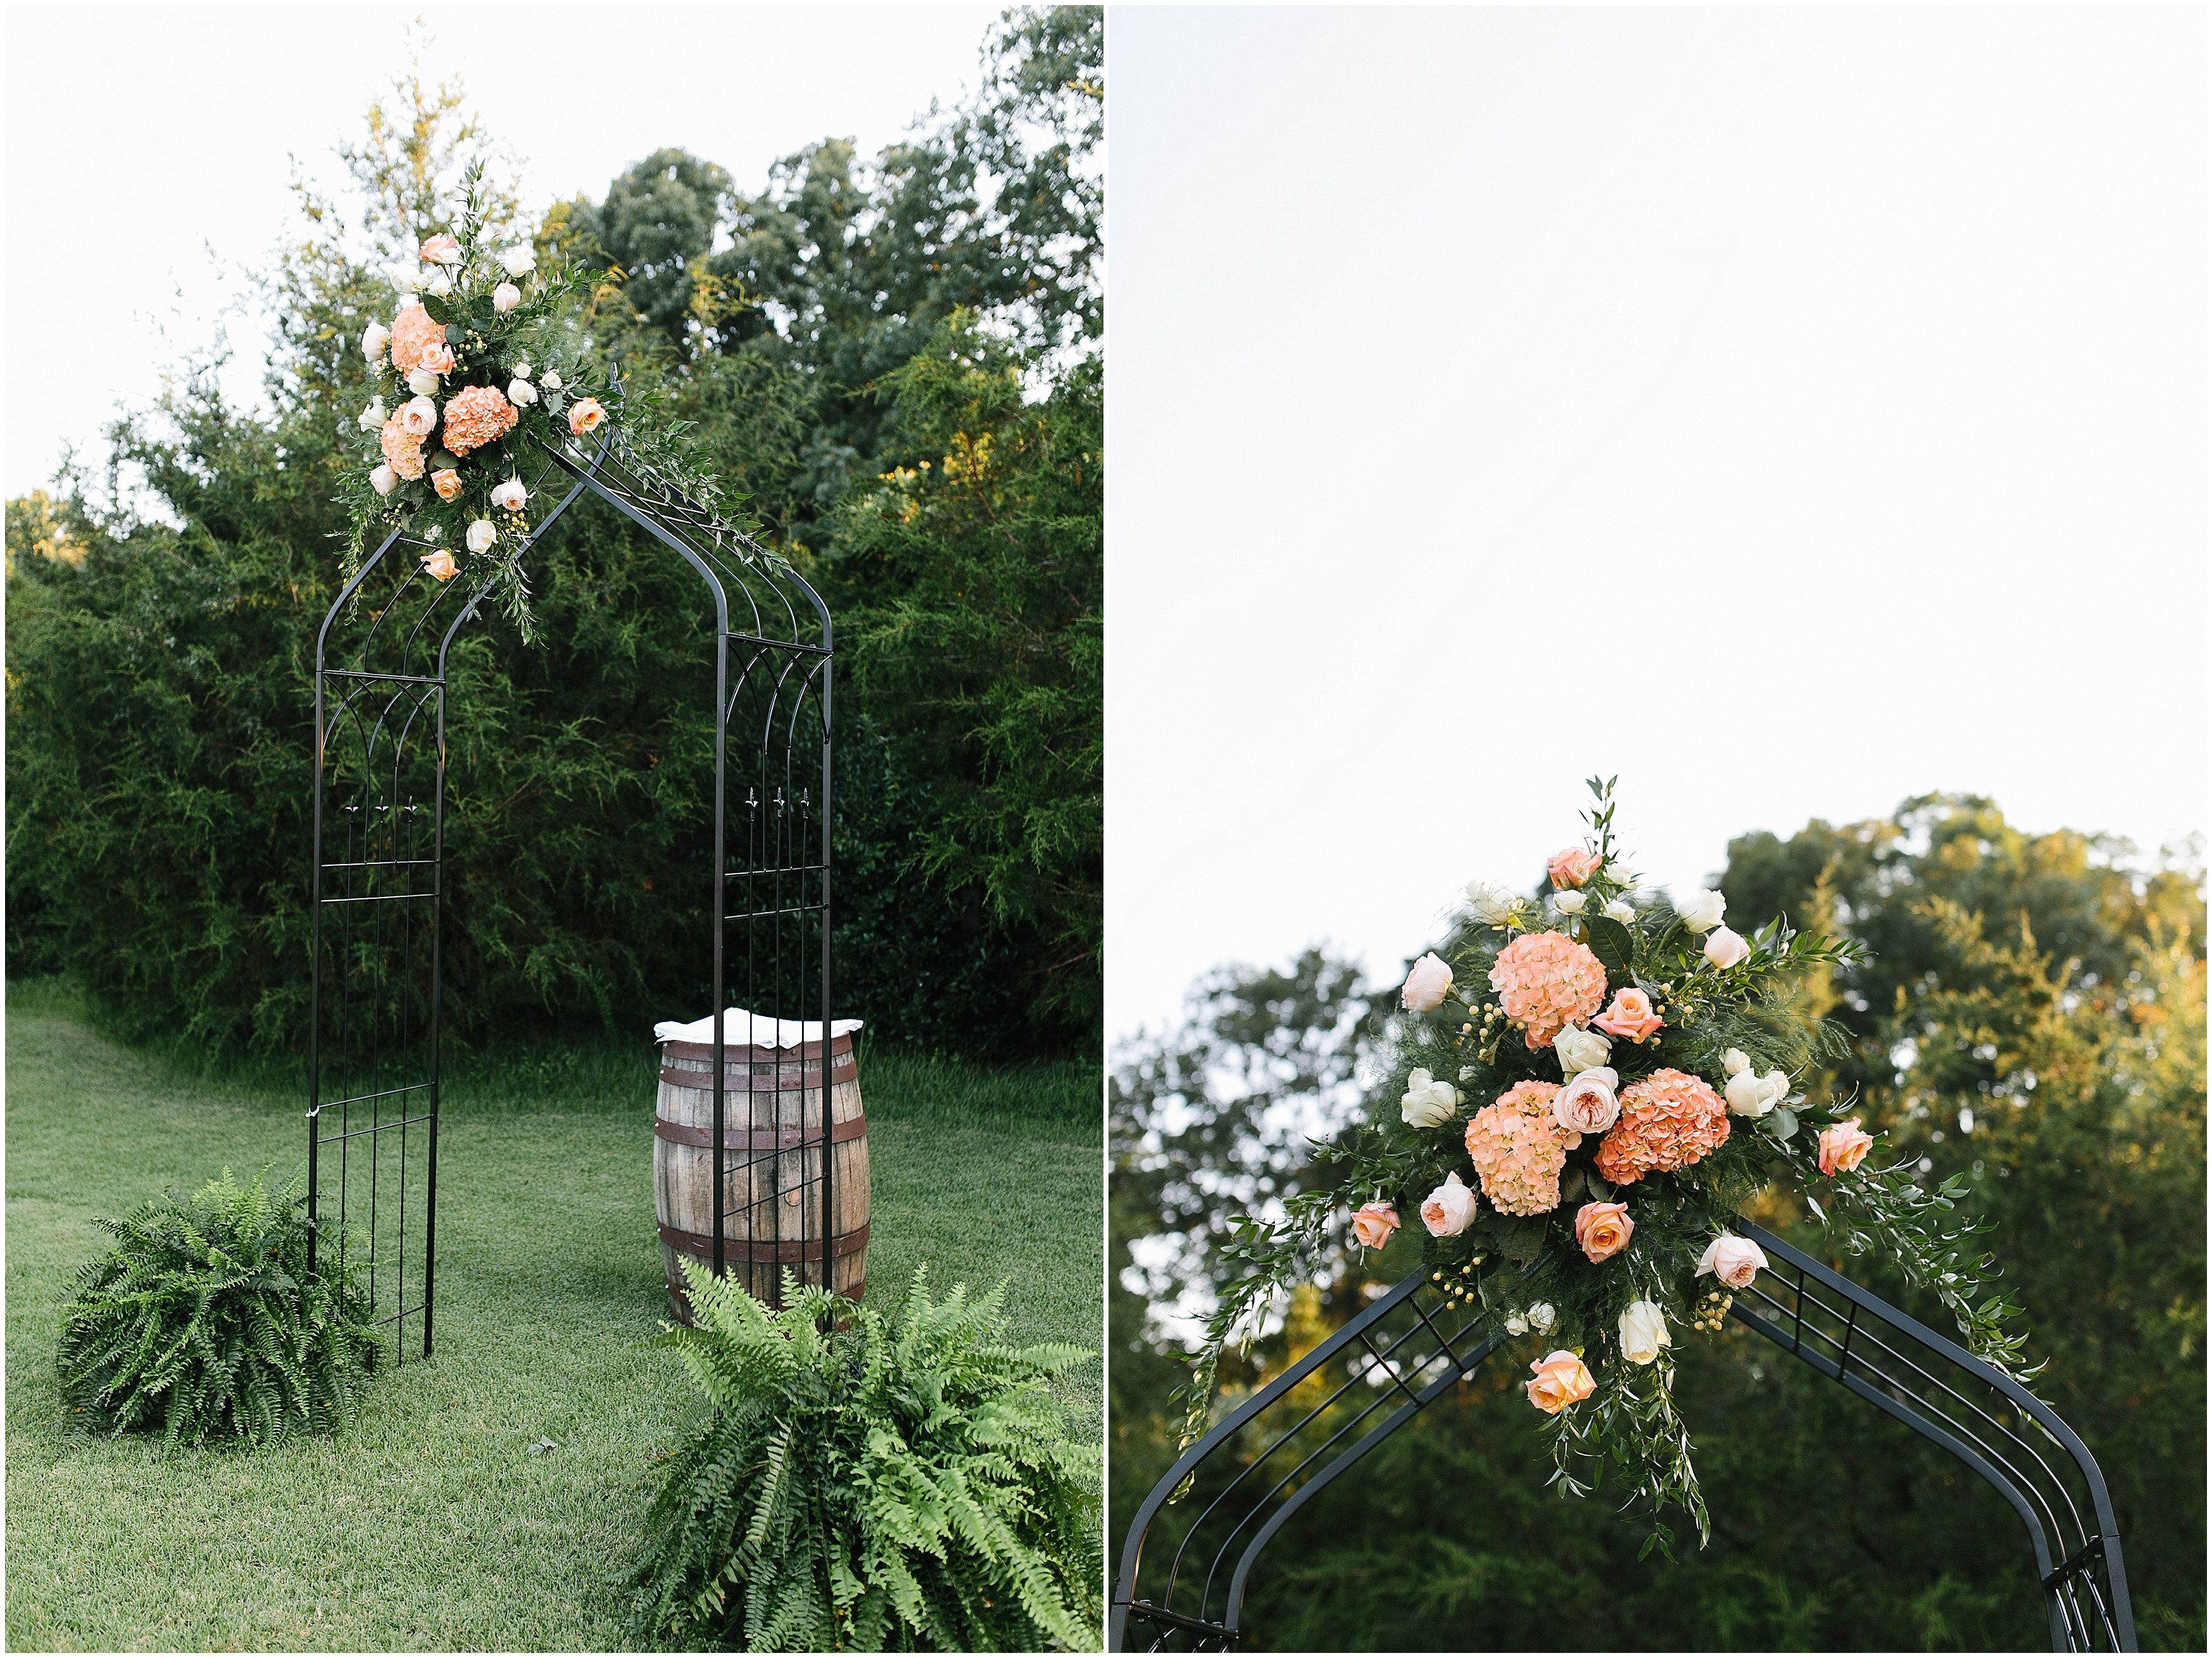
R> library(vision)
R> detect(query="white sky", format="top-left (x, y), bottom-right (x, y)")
top-left (1105, 6), bottom-right (2208, 1044)
top-left (4, 3), bottom-right (1000, 495)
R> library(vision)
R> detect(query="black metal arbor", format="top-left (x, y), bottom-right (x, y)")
top-left (1113, 1219), bottom-right (2136, 1654)
top-left (304, 413), bottom-right (836, 1360)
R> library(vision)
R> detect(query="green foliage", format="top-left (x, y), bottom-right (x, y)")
top-left (5, 8), bottom-right (1101, 1067)
top-left (628, 1263), bottom-right (1100, 1651)
top-left (1111, 794), bottom-right (2206, 1647)
top-left (54, 1167), bottom-right (379, 1449)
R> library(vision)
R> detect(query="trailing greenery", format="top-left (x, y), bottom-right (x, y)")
top-left (628, 1262), bottom-right (1101, 1652)
top-left (4, 8), bottom-right (1103, 1065)
top-left (54, 1167), bottom-right (380, 1449)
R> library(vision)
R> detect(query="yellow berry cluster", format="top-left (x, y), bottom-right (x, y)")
top-left (1456, 1001), bottom-right (1509, 1064)
top-left (1429, 1255), bottom-right (1487, 1310)
top-left (1691, 1288), bottom-right (1734, 1333)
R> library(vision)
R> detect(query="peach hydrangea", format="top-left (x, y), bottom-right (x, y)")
top-left (1488, 930), bottom-right (1608, 1049)
top-left (389, 303), bottom-right (447, 375)
top-left (1595, 1067), bottom-right (1731, 1185)
top-left (441, 384), bottom-right (519, 455)
top-left (379, 414), bottom-right (426, 481)
top-left (1463, 1080), bottom-right (1580, 1216)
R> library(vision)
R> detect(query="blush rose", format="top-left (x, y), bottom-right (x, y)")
top-left (1592, 986), bottom-right (1664, 1044)
top-left (1818, 1117), bottom-right (1875, 1176)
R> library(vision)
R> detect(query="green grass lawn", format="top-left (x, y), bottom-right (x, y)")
top-left (4, 986), bottom-right (1102, 1651)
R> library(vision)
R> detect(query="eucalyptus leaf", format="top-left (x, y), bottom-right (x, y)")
top-left (1766, 1106), bottom-right (1799, 1142)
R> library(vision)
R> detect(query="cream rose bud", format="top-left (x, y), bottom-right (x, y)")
top-left (1703, 925), bottom-right (1750, 970)
top-left (1724, 1066), bottom-right (1774, 1117)
top-left (1399, 951), bottom-right (1453, 1013)
top-left (1603, 898), bottom-right (1636, 924)
top-left (492, 281), bottom-right (523, 314)
top-left (356, 398), bottom-right (387, 431)
top-left (1466, 879), bottom-right (1517, 924)
top-left (1553, 1066), bottom-right (1621, 1133)
top-left (1419, 1172), bottom-right (1480, 1237)
top-left (1553, 890), bottom-right (1587, 915)
top-left (466, 518), bottom-right (497, 553)
top-left (1399, 1068), bottom-right (1462, 1128)
top-left (361, 322), bottom-right (391, 364)
top-left (389, 264), bottom-right (423, 293)
top-left (1552, 1023), bottom-right (1612, 1076)
top-left (540, 369), bottom-right (562, 390)
top-left (369, 464), bottom-right (397, 496)
top-left (1723, 1048), bottom-right (1751, 1076)
top-left (398, 396), bottom-right (438, 437)
top-left (423, 271), bottom-right (454, 298)
top-left (1526, 1301), bottom-right (1556, 1334)
top-left (513, 360), bottom-right (532, 380)
top-left (1679, 888), bottom-right (1727, 932)
top-left (1504, 1313), bottom-right (1528, 1336)
top-left (507, 377), bottom-right (538, 406)
top-left (499, 243), bottom-right (536, 277)
top-left (1619, 1300), bottom-right (1672, 1365)
top-left (490, 477), bottom-right (528, 511)
top-left (1697, 1233), bottom-right (1770, 1289)
top-left (407, 367), bottom-right (442, 397)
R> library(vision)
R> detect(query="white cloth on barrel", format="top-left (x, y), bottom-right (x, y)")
top-left (653, 1006), bottom-right (865, 1049)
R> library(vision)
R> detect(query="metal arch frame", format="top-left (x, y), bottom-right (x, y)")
top-left (306, 410), bottom-right (839, 1364)
top-left (1111, 1223), bottom-right (2135, 1653)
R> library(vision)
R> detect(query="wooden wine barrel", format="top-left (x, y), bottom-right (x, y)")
top-left (653, 1032), bottom-right (869, 1322)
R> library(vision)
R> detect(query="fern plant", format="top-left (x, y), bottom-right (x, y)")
top-left (55, 1167), bottom-right (381, 1448)
top-left (629, 1262), bottom-right (1102, 1651)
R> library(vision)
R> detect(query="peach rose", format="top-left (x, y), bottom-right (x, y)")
top-left (1818, 1116), bottom-right (1875, 1176)
top-left (1400, 951), bottom-right (1453, 1013)
top-left (418, 232), bottom-right (460, 265)
top-left (1351, 1202), bottom-right (1400, 1250)
top-left (1548, 848), bottom-right (1602, 889)
top-left (431, 468), bottom-right (463, 502)
top-left (1591, 986), bottom-right (1664, 1044)
top-left (418, 341), bottom-right (456, 377)
top-left (1526, 1350), bottom-right (1595, 1414)
top-left (1553, 1066), bottom-right (1621, 1133)
top-left (398, 394), bottom-right (439, 439)
top-left (419, 549), bottom-right (458, 582)
top-left (1696, 1232), bottom-right (1768, 1289)
top-left (1574, 1200), bottom-right (1634, 1262)
top-left (568, 396), bottom-right (607, 436)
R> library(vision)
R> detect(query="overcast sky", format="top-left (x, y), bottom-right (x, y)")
top-left (1106, 6), bottom-right (2208, 1043)
top-left (4, 3), bottom-right (999, 495)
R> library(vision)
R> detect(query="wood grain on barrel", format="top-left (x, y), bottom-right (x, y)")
top-left (652, 1032), bottom-right (870, 1320)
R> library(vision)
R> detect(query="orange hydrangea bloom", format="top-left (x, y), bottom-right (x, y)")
top-left (1488, 931), bottom-right (1608, 1049)
top-left (441, 384), bottom-right (518, 455)
top-left (389, 303), bottom-right (447, 375)
top-left (1595, 1068), bottom-right (1730, 1185)
top-left (1463, 1080), bottom-right (1579, 1216)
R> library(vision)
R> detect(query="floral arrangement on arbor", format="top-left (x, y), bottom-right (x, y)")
top-left (1182, 778), bottom-right (2033, 1551)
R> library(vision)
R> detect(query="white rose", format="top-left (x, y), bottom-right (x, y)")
top-left (1465, 879), bottom-right (1517, 925)
top-left (1399, 951), bottom-right (1453, 1013)
top-left (1723, 1048), bottom-right (1751, 1076)
top-left (408, 367), bottom-right (442, 397)
top-left (490, 477), bottom-right (528, 512)
top-left (499, 243), bottom-right (536, 277)
top-left (492, 281), bottom-right (523, 314)
top-left (389, 264), bottom-right (423, 294)
top-left (540, 369), bottom-right (562, 390)
top-left (512, 360), bottom-right (532, 380)
top-left (398, 396), bottom-right (438, 437)
top-left (465, 518), bottom-right (497, 553)
top-left (369, 464), bottom-right (396, 497)
top-left (1603, 898), bottom-right (1636, 924)
top-left (507, 377), bottom-right (538, 406)
top-left (1526, 1301), bottom-right (1556, 1334)
top-left (1696, 1233), bottom-right (1770, 1289)
top-left (1703, 925), bottom-right (1750, 970)
top-left (1552, 1066), bottom-right (1621, 1133)
top-left (361, 322), bottom-right (391, 365)
top-left (1504, 1313), bottom-right (1529, 1336)
top-left (1399, 1068), bottom-right (1462, 1129)
top-left (423, 271), bottom-right (453, 298)
top-left (1610, 864), bottom-right (1638, 890)
top-left (1419, 1172), bottom-right (1480, 1237)
top-left (1553, 889), bottom-right (1586, 915)
top-left (1724, 1068), bottom-right (1770, 1116)
top-left (1679, 889), bottom-right (1727, 932)
top-left (356, 397), bottom-right (387, 431)
top-left (1619, 1300), bottom-right (1672, 1365)
top-left (1552, 1023), bottom-right (1612, 1077)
